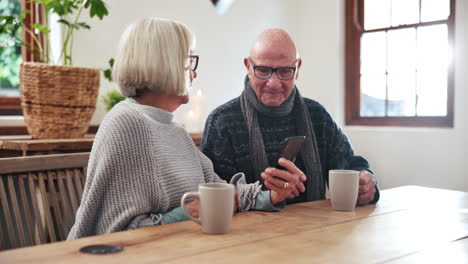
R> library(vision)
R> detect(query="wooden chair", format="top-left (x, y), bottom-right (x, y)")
top-left (0, 152), bottom-right (89, 251)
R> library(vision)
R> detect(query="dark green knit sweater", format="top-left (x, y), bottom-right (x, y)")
top-left (201, 96), bottom-right (380, 204)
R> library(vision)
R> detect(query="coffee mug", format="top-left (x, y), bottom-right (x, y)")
top-left (180, 182), bottom-right (235, 234)
top-left (329, 170), bottom-right (360, 211)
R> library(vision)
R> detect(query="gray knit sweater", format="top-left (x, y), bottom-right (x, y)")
top-left (67, 98), bottom-right (276, 240)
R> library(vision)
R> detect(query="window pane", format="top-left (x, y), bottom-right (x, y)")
top-left (364, 0), bottom-right (391, 30)
top-left (416, 25), bottom-right (448, 116)
top-left (0, 0), bottom-right (21, 97)
top-left (387, 28), bottom-right (417, 116)
top-left (387, 71), bottom-right (416, 116)
top-left (360, 32), bottom-right (386, 117)
top-left (391, 0), bottom-right (419, 27)
top-left (361, 32), bottom-right (386, 75)
top-left (421, 0), bottom-right (450, 22)
top-left (360, 74), bottom-right (386, 117)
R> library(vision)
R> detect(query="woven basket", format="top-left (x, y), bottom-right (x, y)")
top-left (20, 62), bottom-right (100, 139)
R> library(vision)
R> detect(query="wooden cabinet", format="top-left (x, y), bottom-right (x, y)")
top-left (0, 133), bottom-right (203, 157)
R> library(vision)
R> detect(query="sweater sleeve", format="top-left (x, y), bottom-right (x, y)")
top-left (322, 110), bottom-right (380, 204)
top-left (198, 150), bottom-right (282, 212)
top-left (68, 106), bottom-right (167, 239)
top-left (126, 207), bottom-right (189, 228)
top-left (201, 112), bottom-right (240, 182)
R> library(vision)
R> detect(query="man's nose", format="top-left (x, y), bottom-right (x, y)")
top-left (266, 71), bottom-right (282, 87)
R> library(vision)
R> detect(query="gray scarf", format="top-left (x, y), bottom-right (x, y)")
top-left (240, 77), bottom-right (325, 201)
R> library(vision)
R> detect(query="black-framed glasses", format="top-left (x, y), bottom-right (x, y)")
top-left (249, 58), bottom-right (297, 80)
top-left (189, 55), bottom-right (199, 71)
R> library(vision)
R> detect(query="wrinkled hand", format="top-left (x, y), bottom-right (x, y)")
top-left (261, 158), bottom-right (307, 205)
top-left (185, 199), bottom-right (200, 218)
top-left (357, 171), bottom-right (376, 205)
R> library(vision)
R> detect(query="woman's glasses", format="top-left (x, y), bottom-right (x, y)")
top-left (189, 55), bottom-right (199, 71)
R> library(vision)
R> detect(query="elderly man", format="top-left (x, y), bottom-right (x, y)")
top-left (201, 28), bottom-right (379, 205)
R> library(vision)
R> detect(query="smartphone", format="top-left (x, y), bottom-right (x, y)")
top-left (275, 136), bottom-right (306, 169)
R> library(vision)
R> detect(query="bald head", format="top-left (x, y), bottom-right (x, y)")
top-left (249, 28), bottom-right (297, 61)
top-left (244, 28), bottom-right (302, 107)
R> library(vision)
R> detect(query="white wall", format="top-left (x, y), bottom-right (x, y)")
top-left (72, 0), bottom-right (293, 125)
top-left (2, 0), bottom-right (466, 192)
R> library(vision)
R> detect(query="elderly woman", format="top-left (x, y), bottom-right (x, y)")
top-left (67, 18), bottom-right (302, 239)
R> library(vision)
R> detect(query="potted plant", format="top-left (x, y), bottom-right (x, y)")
top-left (0, 0), bottom-right (109, 139)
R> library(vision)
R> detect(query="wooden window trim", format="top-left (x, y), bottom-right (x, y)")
top-left (345, 0), bottom-right (455, 127)
top-left (0, 98), bottom-right (22, 115)
top-left (0, 0), bottom-right (42, 116)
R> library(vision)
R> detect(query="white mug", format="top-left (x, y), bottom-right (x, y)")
top-left (181, 182), bottom-right (235, 234)
top-left (329, 170), bottom-right (360, 211)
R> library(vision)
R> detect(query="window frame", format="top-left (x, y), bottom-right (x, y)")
top-left (345, 0), bottom-right (455, 127)
top-left (0, 0), bottom-right (43, 116)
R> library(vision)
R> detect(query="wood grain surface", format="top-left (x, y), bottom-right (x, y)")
top-left (0, 186), bottom-right (467, 263)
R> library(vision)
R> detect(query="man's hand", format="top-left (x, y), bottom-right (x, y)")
top-left (357, 171), bottom-right (376, 205)
top-left (261, 158), bottom-right (307, 204)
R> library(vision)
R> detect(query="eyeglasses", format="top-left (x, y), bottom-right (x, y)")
top-left (249, 58), bottom-right (297, 80)
top-left (189, 55), bottom-right (199, 71)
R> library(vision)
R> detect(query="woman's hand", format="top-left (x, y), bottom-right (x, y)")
top-left (185, 199), bottom-right (200, 218)
top-left (261, 158), bottom-right (307, 204)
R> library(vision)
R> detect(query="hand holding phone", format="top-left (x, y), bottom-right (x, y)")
top-left (275, 136), bottom-right (306, 170)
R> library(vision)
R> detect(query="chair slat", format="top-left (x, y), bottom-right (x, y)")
top-left (37, 175), bottom-right (57, 242)
top-left (56, 171), bottom-right (73, 228)
top-left (0, 176), bottom-right (16, 249)
top-left (0, 224), bottom-right (3, 249)
top-left (73, 169), bottom-right (84, 202)
top-left (64, 170), bottom-right (78, 218)
top-left (44, 172), bottom-right (66, 241)
top-left (81, 167), bottom-right (87, 186)
top-left (18, 175), bottom-right (36, 246)
top-left (1, 153), bottom-right (88, 250)
top-left (28, 175), bottom-right (46, 244)
top-left (7, 175), bottom-right (27, 247)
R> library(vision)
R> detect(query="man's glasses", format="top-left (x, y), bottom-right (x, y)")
top-left (189, 55), bottom-right (199, 71)
top-left (249, 58), bottom-right (297, 80)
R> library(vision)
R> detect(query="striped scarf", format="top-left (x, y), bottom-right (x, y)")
top-left (240, 77), bottom-right (325, 201)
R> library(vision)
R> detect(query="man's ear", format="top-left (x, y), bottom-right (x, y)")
top-left (295, 58), bottom-right (302, 80)
top-left (244, 57), bottom-right (250, 71)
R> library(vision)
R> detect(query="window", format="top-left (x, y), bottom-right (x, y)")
top-left (345, 0), bottom-right (455, 127)
top-left (0, 0), bottom-right (41, 116)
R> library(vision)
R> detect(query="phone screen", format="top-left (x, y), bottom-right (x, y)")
top-left (275, 136), bottom-right (306, 169)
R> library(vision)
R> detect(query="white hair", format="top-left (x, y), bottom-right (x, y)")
top-left (113, 17), bottom-right (195, 97)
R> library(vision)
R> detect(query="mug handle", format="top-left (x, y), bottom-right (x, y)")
top-left (180, 192), bottom-right (201, 224)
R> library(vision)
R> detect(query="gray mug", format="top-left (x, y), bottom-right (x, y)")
top-left (181, 182), bottom-right (235, 234)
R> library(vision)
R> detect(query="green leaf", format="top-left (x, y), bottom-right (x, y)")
top-left (101, 90), bottom-right (125, 111)
top-left (57, 19), bottom-right (71, 26)
top-left (32, 23), bottom-right (51, 34)
top-left (77, 22), bottom-right (91, 30)
top-left (85, 0), bottom-right (109, 20)
top-left (108, 58), bottom-right (114, 67)
top-left (103, 69), bottom-right (112, 82)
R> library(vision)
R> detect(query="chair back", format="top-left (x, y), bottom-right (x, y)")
top-left (0, 152), bottom-right (89, 250)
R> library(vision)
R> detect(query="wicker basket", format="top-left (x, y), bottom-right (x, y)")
top-left (20, 62), bottom-right (100, 139)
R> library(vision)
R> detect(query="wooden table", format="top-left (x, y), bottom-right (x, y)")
top-left (0, 186), bottom-right (467, 263)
